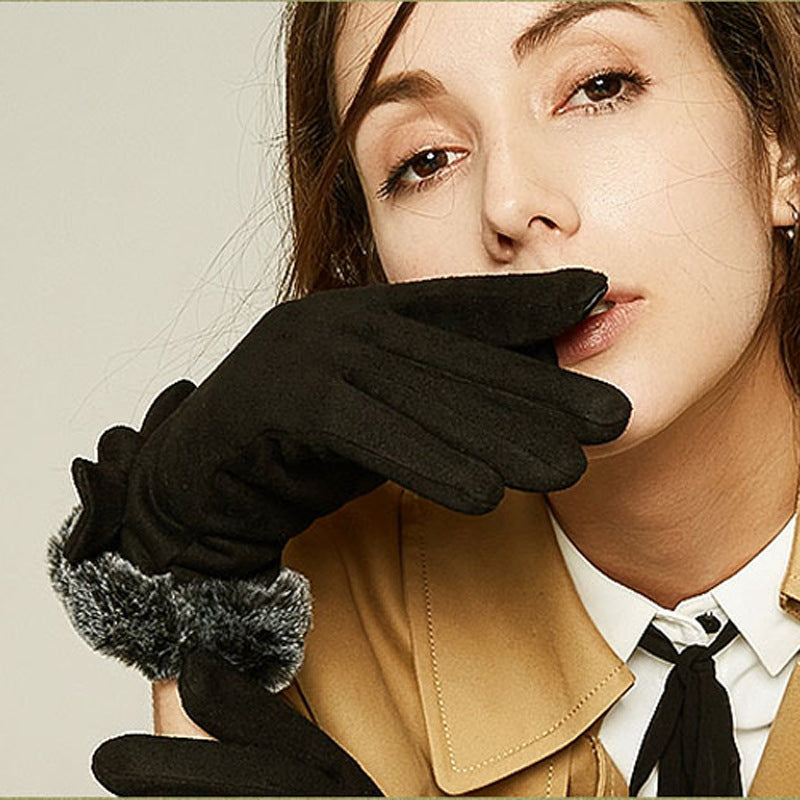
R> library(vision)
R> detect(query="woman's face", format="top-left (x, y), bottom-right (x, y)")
top-left (336, 2), bottom-right (788, 455)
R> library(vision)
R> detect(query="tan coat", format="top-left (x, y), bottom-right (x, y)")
top-left (279, 480), bottom-right (800, 796)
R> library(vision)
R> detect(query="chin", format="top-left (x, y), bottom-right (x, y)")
top-left (566, 355), bottom-right (685, 463)
top-left (583, 419), bottom-right (649, 460)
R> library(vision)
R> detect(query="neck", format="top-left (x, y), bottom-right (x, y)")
top-left (546, 333), bottom-right (800, 610)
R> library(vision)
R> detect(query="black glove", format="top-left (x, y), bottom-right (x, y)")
top-left (50, 268), bottom-right (631, 797)
top-left (63, 268), bottom-right (630, 584)
top-left (91, 649), bottom-right (382, 797)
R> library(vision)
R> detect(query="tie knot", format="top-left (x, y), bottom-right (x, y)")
top-left (637, 618), bottom-right (739, 666)
top-left (675, 644), bottom-right (716, 676)
top-left (629, 618), bottom-right (743, 797)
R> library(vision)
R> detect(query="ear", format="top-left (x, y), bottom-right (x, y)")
top-left (767, 134), bottom-right (799, 228)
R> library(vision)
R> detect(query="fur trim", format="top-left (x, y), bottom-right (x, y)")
top-left (47, 507), bottom-right (312, 691)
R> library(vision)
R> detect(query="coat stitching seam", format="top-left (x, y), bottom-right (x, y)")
top-left (586, 734), bottom-right (609, 796)
top-left (421, 538), bottom-right (627, 775)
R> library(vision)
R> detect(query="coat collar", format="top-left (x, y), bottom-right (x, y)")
top-left (400, 487), bottom-right (634, 794)
top-left (401, 478), bottom-right (800, 796)
top-left (779, 473), bottom-right (800, 622)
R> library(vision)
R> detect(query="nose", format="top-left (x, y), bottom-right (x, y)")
top-left (480, 131), bottom-right (581, 265)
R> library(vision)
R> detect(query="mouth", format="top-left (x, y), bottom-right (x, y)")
top-left (586, 298), bottom-right (616, 317)
top-left (554, 289), bottom-right (646, 367)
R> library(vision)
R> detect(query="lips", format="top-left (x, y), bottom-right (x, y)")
top-left (555, 289), bottom-right (646, 367)
top-left (587, 299), bottom-right (615, 316)
top-left (594, 289), bottom-right (643, 308)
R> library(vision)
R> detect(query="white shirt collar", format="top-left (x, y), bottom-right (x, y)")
top-left (548, 503), bottom-right (800, 677)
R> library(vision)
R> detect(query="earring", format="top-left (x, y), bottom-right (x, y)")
top-left (786, 200), bottom-right (799, 242)
top-left (356, 234), bottom-right (377, 261)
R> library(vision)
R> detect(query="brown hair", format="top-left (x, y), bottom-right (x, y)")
top-left (278, 2), bottom-right (800, 397)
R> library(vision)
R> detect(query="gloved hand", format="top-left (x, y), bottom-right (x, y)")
top-left (63, 268), bottom-right (630, 584)
top-left (91, 649), bottom-right (383, 797)
top-left (50, 267), bottom-right (632, 797)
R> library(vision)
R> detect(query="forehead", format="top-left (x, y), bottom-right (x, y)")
top-left (334, 2), bottom-right (697, 119)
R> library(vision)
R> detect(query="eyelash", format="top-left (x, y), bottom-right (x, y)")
top-left (376, 66), bottom-right (652, 201)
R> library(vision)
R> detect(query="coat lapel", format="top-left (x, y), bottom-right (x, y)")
top-left (748, 480), bottom-right (800, 796)
top-left (748, 660), bottom-right (800, 796)
top-left (401, 487), bottom-right (634, 794)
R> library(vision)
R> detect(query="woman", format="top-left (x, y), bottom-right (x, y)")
top-left (49, 2), bottom-right (800, 796)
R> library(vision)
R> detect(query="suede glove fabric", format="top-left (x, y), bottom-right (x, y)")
top-left (91, 649), bottom-right (383, 797)
top-left (62, 268), bottom-right (630, 584)
top-left (49, 268), bottom-right (632, 797)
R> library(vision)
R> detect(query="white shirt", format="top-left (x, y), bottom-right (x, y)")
top-left (547, 504), bottom-right (800, 796)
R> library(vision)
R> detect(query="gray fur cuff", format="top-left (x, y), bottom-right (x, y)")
top-left (47, 507), bottom-right (312, 691)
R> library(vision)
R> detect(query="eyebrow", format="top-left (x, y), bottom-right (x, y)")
top-left (354, 2), bottom-right (658, 121)
top-left (513, 1), bottom-right (658, 61)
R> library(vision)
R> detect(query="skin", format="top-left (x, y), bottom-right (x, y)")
top-left (336, 2), bottom-right (800, 608)
top-left (152, 679), bottom-right (210, 738)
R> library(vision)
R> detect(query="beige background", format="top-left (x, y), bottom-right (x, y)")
top-left (0, 2), bottom-right (286, 794)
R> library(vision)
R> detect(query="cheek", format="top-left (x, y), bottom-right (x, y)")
top-left (552, 95), bottom-right (774, 450)
top-left (376, 230), bottom-right (447, 283)
top-left (371, 194), bottom-right (482, 282)
top-left (576, 200), bottom-right (773, 456)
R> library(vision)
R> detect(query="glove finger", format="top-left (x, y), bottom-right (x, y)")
top-left (374, 267), bottom-right (608, 347)
top-left (358, 314), bottom-right (632, 441)
top-left (92, 733), bottom-right (380, 797)
top-left (179, 649), bottom-right (382, 795)
top-left (312, 378), bottom-right (505, 514)
top-left (348, 339), bottom-right (627, 445)
top-left (345, 360), bottom-right (588, 493)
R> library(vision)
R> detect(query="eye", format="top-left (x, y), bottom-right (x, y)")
top-left (558, 67), bottom-right (651, 116)
top-left (376, 147), bottom-right (467, 201)
top-left (404, 150), bottom-right (451, 180)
